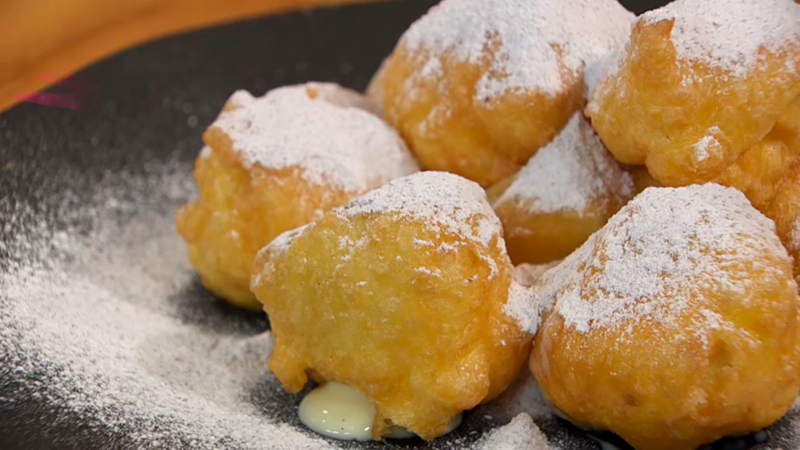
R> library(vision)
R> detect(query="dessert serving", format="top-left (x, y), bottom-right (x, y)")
top-left (6, 0), bottom-right (800, 448)
top-left (171, 0), bottom-right (800, 448)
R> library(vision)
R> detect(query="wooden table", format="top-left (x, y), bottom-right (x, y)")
top-left (0, 0), bottom-right (376, 112)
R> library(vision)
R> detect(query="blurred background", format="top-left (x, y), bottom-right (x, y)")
top-left (1, 0), bottom-right (669, 113)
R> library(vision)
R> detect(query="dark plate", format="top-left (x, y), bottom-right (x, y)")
top-left (1, 1), bottom-right (798, 449)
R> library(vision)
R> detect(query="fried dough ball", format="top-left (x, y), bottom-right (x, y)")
top-left (251, 172), bottom-right (531, 440)
top-left (370, 0), bottom-right (633, 187)
top-left (488, 113), bottom-right (634, 265)
top-left (176, 83), bottom-right (418, 310)
top-left (530, 184), bottom-right (800, 450)
top-left (714, 96), bottom-right (800, 210)
top-left (765, 166), bottom-right (800, 284)
top-left (587, 0), bottom-right (800, 193)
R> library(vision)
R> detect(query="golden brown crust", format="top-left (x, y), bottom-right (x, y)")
top-left (494, 197), bottom-right (625, 265)
top-left (530, 186), bottom-right (800, 450)
top-left (765, 165), bottom-right (800, 283)
top-left (588, 18), bottom-right (800, 189)
top-left (176, 132), bottom-right (354, 310)
top-left (376, 45), bottom-right (582, 187)
top-left (252, 197), bottom-right (530, 440)
top-left (712, 95), bottom-right (800, 210)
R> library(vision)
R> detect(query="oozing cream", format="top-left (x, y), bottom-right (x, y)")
top-left (298, 382), bottom-right (463, 441)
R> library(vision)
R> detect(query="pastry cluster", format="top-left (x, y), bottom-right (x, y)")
top-left (176, 0), bottom-right (800, 448)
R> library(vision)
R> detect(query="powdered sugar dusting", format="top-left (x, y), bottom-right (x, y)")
top-left (476, 413), bottom-right (550, 450)
top-left (692, 129), bottom-right (721, 164)
top-left (494, 113), bottom-right (633, 214)
top-left (341, 172), bottom-right (503, 247)
top-left (0, 161), bottom-right (333, 449)
top-left (401, 0), bottom-right (633, 100)
top-left (211, 83), bottom-right (418, 191)
top-left (534, 184), bottom-right (792, 336)
top-left (263, 222), bottom-right (315, 258)
top-left (504, 281), bottom-right (542, 336)
top-left (643, 0), bottom-right (800, 78)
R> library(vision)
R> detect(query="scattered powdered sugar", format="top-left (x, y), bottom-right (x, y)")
top-left (401, 0), bottom-right (634, 100)
top-left (340, 171), bottom-right (503, 247)
top-left (494, 113), bottom-right (634, 215)
top-left (211, 82), bottom-right (418, 192)
top-left (692, 129), bottom-right (721, 164)
top-left (0, 161), bottom-right (334, 449)
top-left (476, 413), bottom-right (550, 450)
top-left (642, 0), bottom-right (800, 78)
top-left (199, 145), bottom-right (212, 159)
top-left (533, 184), bottom-right (792, 336)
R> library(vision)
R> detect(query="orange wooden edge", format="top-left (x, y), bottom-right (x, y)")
top-left (0, 0), bottom-right (381, 113)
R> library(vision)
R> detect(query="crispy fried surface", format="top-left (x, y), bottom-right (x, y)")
top-left (588, 19), bottom-right (800, 190)
top-left (713, 96), bottom-right (800, 210)
top-left (375, 45), bottom-right (582, 187)
top-left (252, 209), bottom-right (530, 440)
top-left (494, 197), bottom-right (624, 265)
top-left (175, 139), bottom-right (353, 310)
top-left (766, 166), bottom-right (800, 283)
top-left (531, 187), bottom-right (800, 450)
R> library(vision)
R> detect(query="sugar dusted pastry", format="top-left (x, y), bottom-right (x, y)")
top-left (714, 96), bottom-right (800, 210)
top-left (587, 0), bottom-right (800, 201)
top-left (371, 0), bottom-right (634, 187)
top-left (765, 166), bottom-right (800, 284)
top-left (530, 184), bottom-right (800, 450)
top-left (176, 83), bottom-right (418, 310)
top-left (489, 113), bottom-right (634, 265)
top-left (251, 172), bottom-right (531, 440)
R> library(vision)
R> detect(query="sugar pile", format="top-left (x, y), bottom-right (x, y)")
top-left (0, 160), bottom-right (331, 450)
top-left (476, 414), bottom-right (550, 450)
top-left (401, 0), bottom-right (633, 101)
top-left (211, 83), bottom-right (418, 193)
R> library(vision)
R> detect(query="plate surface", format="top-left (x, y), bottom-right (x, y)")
top-left (1, 1), bottom-right (798, 449)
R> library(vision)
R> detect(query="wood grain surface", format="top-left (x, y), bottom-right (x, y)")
top-left (0, 0), bottom-right (378, 112)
